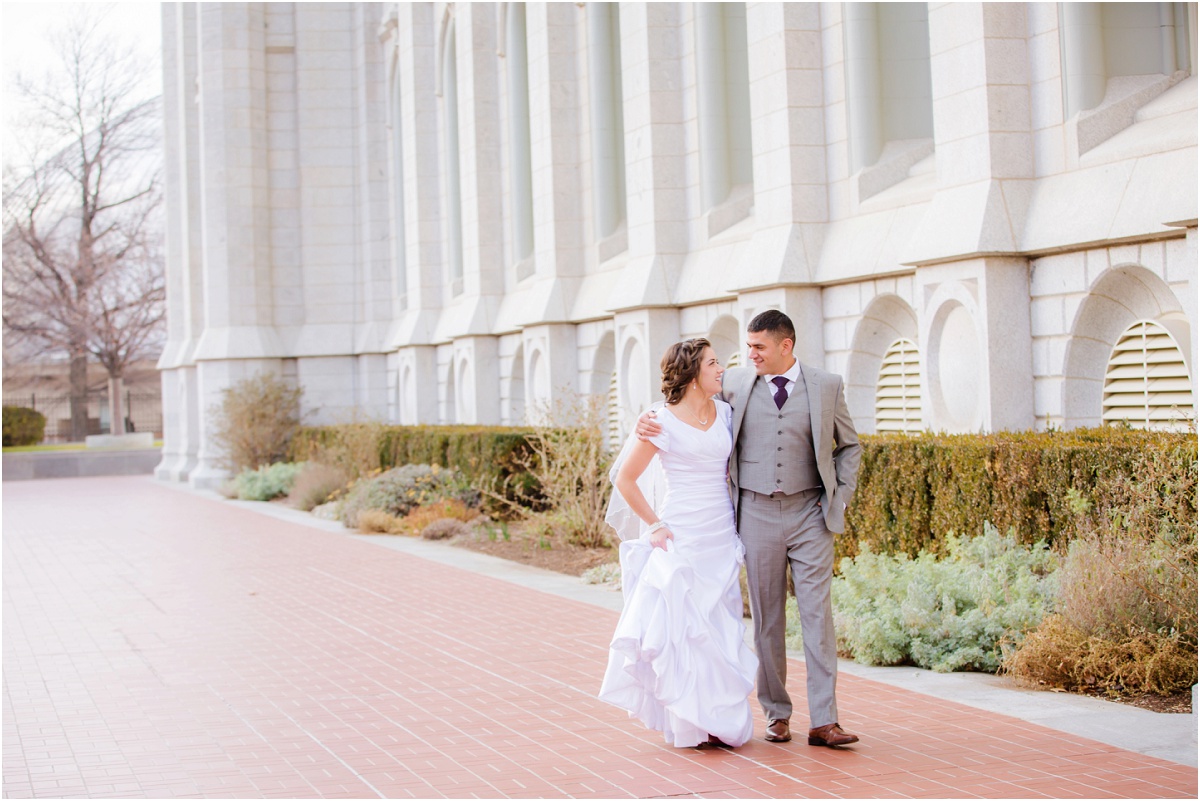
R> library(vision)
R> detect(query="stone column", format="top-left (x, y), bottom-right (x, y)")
top-left (387, 3), bottom-right (445, 424)
top-left (909, 2), bottom-right (1034, 260)
top-left (190, 2), bottom-right (283, 487)
top-left (905, 4), bottom-right (1036, 433)
top-left (843, 2), bottom-right (882, 174)
top-left (606, 3), bottom-right (688, 312)
top-left (350, 3), bottom-right (395, 420)
top-left (438, 2), bottom-right (504, 337)
top-left (1060, 2), bottom-right (1105, 119)
top-left (523, 2), bottom-right (585, 320)
top-left (736, 2), bottom-right (827, 292)
top-left (157, 2), bottom-right (201, 481)
top-left (494, 1), bottom-right (587, 337)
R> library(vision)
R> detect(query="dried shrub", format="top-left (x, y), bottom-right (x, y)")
top-left (209, 373), bottom-right (303, 472)
top-left (1005, 614), bottom-right (1195, 696)
top-left (1004, 449), bottom-right (1197, 696)
top-left (288, 462), bottom-right (350, 511)
top-left (421, 518), bottom-right (470, 541)
top-left (299, 418), bottom-right (387, 481)
top-left (3, 406), bottom-right (46, 446)
top-left (487, 394), bottom-right (614, 549)
top-left (388, 499), bottom-right (474, 536)
top-left (358, 509), bottom-right (403, 534)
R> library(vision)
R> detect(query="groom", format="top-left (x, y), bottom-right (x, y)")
top-left (639, 310), bottom-right (862, 747)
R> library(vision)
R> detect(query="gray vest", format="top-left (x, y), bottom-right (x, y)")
top-left (737, 373), bottom-right (822, 495)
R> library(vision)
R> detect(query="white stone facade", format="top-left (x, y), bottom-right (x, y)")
top-left (157, 2), bottom-right (1197, 486)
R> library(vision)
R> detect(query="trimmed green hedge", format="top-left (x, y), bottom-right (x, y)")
top-left (3, 406), bottom-right (47, 447)
top-left (290, 424), bottom-right (539, 498)
top-left (844, 427), bottom-right (1197, 561)
top-left (292, 423), bottom-right (1195, 560)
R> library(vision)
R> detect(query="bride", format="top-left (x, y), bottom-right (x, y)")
top-left (598, 338), bottom-right (758, 748)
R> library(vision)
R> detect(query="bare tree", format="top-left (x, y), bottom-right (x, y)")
top-left (2, 8), bottom-right (163, 439)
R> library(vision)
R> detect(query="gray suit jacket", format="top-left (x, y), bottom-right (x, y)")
top-left (721, 364), bottom-right (862, 533)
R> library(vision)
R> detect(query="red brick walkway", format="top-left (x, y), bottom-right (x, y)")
top-left (3, 477), bottom-right (1196, 799)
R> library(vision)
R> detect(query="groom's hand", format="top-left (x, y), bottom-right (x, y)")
top-left (635, 410), bottom-right (662, 441)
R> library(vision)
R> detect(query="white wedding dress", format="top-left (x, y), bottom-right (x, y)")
top-left (598, 401), bottom-right (758, 748)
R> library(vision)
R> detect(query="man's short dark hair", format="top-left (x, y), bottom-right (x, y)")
top-left (747, 309), bottom-right (795, 343)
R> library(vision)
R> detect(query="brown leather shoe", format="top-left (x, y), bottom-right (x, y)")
top-left (706, 734), bottom-right (731, 748)
top-left (807, 723), bottom-right (859, 747)
top-left (764, 719), bottom-right (791, 742)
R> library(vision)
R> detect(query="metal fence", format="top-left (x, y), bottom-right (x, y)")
top-left (3, 390), bottom-right (163, 443)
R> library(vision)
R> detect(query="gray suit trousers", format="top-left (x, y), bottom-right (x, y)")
top-left (739, 487), bottom-right (838, 728)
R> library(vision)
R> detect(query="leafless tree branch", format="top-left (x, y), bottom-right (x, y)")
top-left (3, 8), bottom-right (163, 439)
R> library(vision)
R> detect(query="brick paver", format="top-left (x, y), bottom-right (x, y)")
top-left (3, 477), bottom-right (1196, 799)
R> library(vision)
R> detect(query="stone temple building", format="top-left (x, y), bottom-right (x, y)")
top-left (156, 2), bottom-right (1197, 486)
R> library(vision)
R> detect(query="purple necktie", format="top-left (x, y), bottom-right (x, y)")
top-left (772, 376), bottom-right (789, 409)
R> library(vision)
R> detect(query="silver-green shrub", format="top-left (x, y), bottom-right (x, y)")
top-left (581, 562), bottom-right (622, 589)
top-left (830, 523), bottom-right (1059, 672)
top-left (338, 464), bottom-right (477, 528)
top-left (234, 462), bottom-right (305, 501)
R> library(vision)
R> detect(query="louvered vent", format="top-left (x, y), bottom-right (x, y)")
top-left (875, 338), bottom-right (922, 434)
top-left (607, 370), bottom-right (621, 449)
top-left (1102, 321), bottom-right (1195, 431)
top-left (725, 351), bottom-right (741, 369)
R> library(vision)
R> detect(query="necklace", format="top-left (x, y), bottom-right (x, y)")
top-left (681, 399), bottom-right (712, 426)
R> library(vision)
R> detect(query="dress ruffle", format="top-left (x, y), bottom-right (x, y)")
top-left (599, 536), bottom-right (757, 748)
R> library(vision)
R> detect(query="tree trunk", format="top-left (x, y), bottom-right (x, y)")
top-left (69, 349), bottom-right (89, 440)
top-left (107, 374), bottom-right (126, 435)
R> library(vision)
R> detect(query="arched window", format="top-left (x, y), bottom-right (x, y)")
top-left (508, 343), bottom-right (526, 425)
top-left (1102, 320), bottom-right (1195, 430)
top-left (874, 338), bottom-right (922, 434)
top-left (507, 3), bottom-right (534, 265)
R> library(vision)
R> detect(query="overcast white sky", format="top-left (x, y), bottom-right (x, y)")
top-left (2, 2), bottom-right (163, 158)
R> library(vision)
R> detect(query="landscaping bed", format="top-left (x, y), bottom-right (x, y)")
top-left (208, 377), bottom-right (1196, 718)
top-left (450, 521), bottom-right (616, 577)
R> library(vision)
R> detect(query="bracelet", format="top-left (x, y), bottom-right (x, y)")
top-left (645, 521), bottom-right (668, 536)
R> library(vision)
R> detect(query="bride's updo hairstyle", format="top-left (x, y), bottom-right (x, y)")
top-left (660, 338), bottom-right (712, 404)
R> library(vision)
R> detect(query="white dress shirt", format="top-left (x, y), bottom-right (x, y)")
top-left (761, 359), bottom-right (801, 396)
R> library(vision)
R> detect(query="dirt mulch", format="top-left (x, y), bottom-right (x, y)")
top-left (1075, 688), bottom-right (1193, 714)
top-left (450, 521), bottom-right (616, 577)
